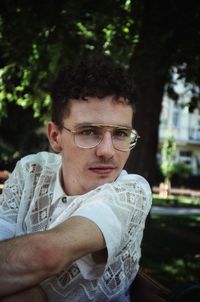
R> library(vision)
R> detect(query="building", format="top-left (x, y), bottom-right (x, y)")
top-left (159, 88), bottom-right (200, 176)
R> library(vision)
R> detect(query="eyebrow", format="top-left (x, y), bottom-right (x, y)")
top-left (73, 122), bottom-right (132, 129)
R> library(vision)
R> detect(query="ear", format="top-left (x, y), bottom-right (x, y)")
top-left (47, 122), bottom-right (62, 152)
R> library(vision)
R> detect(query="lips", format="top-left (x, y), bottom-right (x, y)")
top-left (89, 166), bottom-right (115, 175)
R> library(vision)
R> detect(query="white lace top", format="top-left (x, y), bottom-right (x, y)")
top-left (0, 151), bottom-right (152, 301)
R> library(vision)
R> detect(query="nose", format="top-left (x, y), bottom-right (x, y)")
top-left (95, 131), bottom-right (115, 159)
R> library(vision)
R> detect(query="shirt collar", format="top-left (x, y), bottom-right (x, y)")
top-left (52, 166), bottom-right (66, 204)
top-left (52, 168), bottom-right (127, 204)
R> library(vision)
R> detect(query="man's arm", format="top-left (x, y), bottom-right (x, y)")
top-left (0, 286), bottom-right (47, 302)
top-left (0, 216), bottom-right (106, 297)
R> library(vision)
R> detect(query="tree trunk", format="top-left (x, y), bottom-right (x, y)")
top-left (125, 0), bottom-right (175, 185)
top-left (125, 68), bottom-right (165, 186)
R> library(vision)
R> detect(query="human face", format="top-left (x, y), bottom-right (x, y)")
top-left (48, 96), bottom-right (133, 196)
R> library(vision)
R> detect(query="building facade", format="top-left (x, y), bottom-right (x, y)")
top-left (159, 90), bottom-right (200, 176)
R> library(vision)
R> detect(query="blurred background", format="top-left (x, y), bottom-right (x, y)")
top-left (0, 0), bottom-right (199, 290)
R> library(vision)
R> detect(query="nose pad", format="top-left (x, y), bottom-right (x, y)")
top-left (96, 131), bottom-right (115, 158)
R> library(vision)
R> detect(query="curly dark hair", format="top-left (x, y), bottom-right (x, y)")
top-left (50, 55), bottom-right (137, 127)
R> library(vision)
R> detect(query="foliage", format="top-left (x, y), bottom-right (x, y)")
top-left (160, 133), bottom-right (192, 189)
top-left (0, 103), bottom-right (49, 171)
top-left (0, 141), bottom-right (20, 168)
top-left (172, 162), bottom-right (192, 180)
top-left (0, 0), bottom-right (136, 120)
top-left (160, 133), bottom-right (177, 184)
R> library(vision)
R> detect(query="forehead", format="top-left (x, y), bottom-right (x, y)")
top-left (65, 96), bottom-right (133, 127)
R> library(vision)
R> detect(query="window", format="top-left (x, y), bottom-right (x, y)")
top-left (179, 150), bottom-right (192, 157)
top-left (173, 110), bottom-right (179, 127)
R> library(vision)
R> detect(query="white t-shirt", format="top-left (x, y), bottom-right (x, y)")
top-left (0, 151), bottom-right (152, 301)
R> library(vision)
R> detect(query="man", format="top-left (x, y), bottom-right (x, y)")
top-left (0, 56), bottom-right (152, 301)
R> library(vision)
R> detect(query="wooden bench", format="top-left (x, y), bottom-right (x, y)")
top-left (131, 271), bottom-right (170, 302)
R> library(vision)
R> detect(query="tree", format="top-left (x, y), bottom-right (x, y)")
top-left (0, 0), bottom-right (200, 182)
top-left (159, 133), bottom-right (192, 196)
top-left (160, 133), bottom-right (177, 191)
top-left (126, 0), bottom-right (200, 184)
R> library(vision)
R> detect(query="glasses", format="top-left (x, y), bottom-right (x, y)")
top-left (62, 123), bottom-right (140, 151)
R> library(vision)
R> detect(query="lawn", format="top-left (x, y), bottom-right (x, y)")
top-left (152, 193), bottom-right (200, 208)
top-left (141, 212), bottom-right (200, 291)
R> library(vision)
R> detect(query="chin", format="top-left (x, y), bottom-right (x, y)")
top-left (95, 177), bottom-right (115, 188)
top-left (84, 173), bottom-right (119, 193)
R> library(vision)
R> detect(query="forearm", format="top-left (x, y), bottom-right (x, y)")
top-left (0, 285), bottom-right (47, 302)
top-left (0, 232), bottom-right (61, 297)
top-left (0, 216), bottom-right (105, 297)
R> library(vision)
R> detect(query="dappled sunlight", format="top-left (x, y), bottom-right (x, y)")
top-left (162, 257), bottom-right (199, 284)
top-left (141, 214), bottom-right (200, 288)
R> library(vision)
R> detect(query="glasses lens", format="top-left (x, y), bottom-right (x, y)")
top-left (114, 129), bottom-right (138, 151)
top-left (74, 126), bottom-right (101, 148)
top-left (111, 128), bottom-right (132, 151)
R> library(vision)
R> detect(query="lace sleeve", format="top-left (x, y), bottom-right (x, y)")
top-left (71, 175), bottom-right (152, 278)
top-left (0, 160), bottom-right (25, 239)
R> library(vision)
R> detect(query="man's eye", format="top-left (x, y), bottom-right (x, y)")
top-left (78, 128), bottom-right (97, 136)
top-left (114, 129), bottom-right (129, 137)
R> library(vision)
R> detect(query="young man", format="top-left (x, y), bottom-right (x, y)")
top-left (0, 56), bottom-right (152, 301)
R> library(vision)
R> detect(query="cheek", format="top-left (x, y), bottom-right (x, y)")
top-left (119, 152), bottom-right (130, 165)
top-left (64, 148), bottom-right (89, 169)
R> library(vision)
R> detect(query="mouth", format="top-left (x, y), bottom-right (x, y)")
top-left (89, 166), bottom-right (116, 175)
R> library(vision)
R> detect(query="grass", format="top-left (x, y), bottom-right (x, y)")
top-left (141, 213), bottom-right (200, 290)
top-left (153, 193), bottom-right (200, 208)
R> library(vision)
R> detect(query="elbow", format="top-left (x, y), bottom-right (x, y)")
top-left (26, 233), bottom-right (65, 277)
